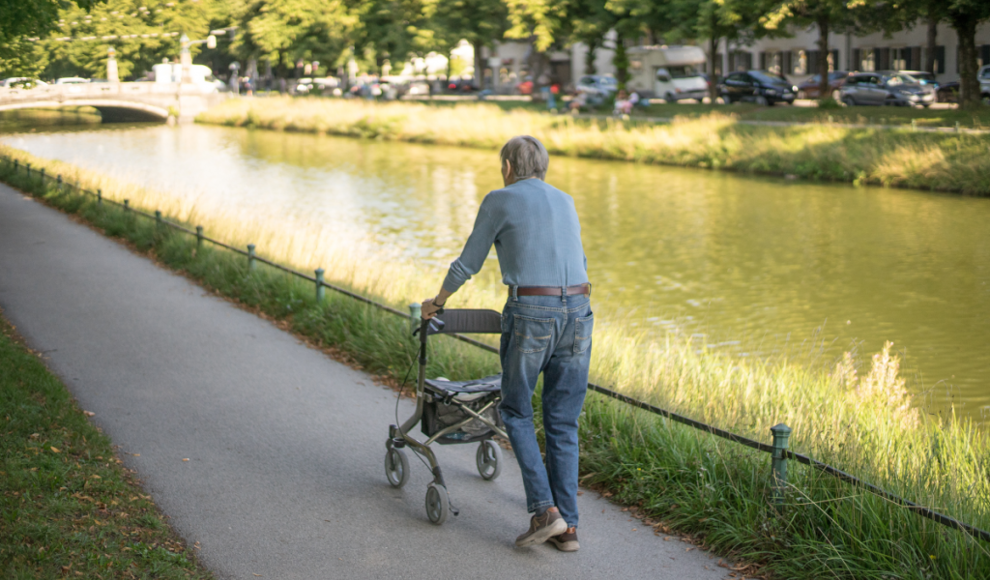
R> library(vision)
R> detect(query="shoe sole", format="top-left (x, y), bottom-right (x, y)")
top-left (548, 538), bottom-right (580, 552)
top-left (515, 518), bottom-right (568, 547)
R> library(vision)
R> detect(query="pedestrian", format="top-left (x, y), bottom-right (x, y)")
top-left (421, 136), bottom-right (593, 552)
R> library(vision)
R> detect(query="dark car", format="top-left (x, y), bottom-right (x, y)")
top-left (796, 71), bottom-right (849, 100)
top-left (718, 70), bottom-right (796, 106)
top-left (936, 81), bottom-right (959, 103)
top-left (839, 72), bottom-right (935, 107)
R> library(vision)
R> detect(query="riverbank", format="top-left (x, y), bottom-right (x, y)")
top-left (0, 311), bottom-right (214, 579)
top-left (2, 145), bottom-right (989, 579)
top-left (197, 97), bottom-right (990, 195)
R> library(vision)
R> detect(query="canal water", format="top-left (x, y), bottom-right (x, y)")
top-left (3, 121), bottom-right (989, 420)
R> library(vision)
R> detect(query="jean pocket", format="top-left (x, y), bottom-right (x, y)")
top-left (513, 314), bottom-right (553, 354)
top-left (573, 313), bottom-right (594, 354)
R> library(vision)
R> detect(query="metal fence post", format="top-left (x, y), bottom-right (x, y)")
top-left (26, 163), bottom-right (31, 177)
top-left (247, 244), bottom-right (256, 270)
top-left (315, 268), bottom-right (325, 302)
top-left (97, 189), bottom-right (102, 205)
top-left (57, 174), bottom-right (62, 192)
top-left (409, 303), bottom-right (422, 334)
top-left (155, 210), bottom-right (162, 228)
top-left (770, 423), bottom-right (792, 507)
top-left (196, 226), bottom-right (203, 248)
top-left (956, 121), bottom-right (962, 133)
top-left (40, 168), bottom-right (45, 183)
top-left (14, 159), bottom-right (18, 173)
top-left (911, 119), bottom-right (918, 132)
top-left (123, 199), bottom-right (130, 212)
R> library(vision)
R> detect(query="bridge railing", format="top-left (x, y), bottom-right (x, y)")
top-left (0, 82), bottom-right (216, 103)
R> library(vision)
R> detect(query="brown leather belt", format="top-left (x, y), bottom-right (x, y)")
top-left (510, 284), bottom-right (591, 297)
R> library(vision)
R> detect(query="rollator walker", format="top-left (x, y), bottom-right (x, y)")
top-left (385, 309), bottom-right (507, 525)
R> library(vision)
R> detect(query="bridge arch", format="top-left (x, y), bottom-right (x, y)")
top-left (0, 99), bottom-right (169, 123)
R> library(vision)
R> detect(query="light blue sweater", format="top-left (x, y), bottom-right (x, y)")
top-left (442, 178), bottom-right (589, 294)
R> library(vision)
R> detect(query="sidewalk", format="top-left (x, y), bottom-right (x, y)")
top-left (0, 183), bottom-right (731, 580)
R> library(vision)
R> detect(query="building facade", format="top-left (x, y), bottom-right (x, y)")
top-left (718, 22), bottom-right (990, 85)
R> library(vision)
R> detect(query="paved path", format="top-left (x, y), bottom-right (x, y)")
top-left (0, 183), bottom-right (730, 580)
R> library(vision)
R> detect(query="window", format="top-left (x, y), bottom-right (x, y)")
top-left (875, 48), bottom-right (890, 71)
top-left (668, 65), bottom-right (700, 78)
top-left (860, 48), bottom-right (876, 72)
top-left (792, 50), bottom-right (808, 75)
top-left (981, 45), bottom-right (990, 67)
top-left (729, 51), bottom-right (752, 72)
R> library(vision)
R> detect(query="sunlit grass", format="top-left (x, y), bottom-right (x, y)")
top-left (199, 97), bottom-right (990, 195)
top-left (4, 145), bottom-right (990, 578)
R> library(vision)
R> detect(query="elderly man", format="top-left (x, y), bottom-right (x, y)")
top-left (421, 136), bottom-right (593, 552)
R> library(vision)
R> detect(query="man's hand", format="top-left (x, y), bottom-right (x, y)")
top-left (421, 297), bottom-right (444, 319)
top-left (421, 287), bottom-right (454, 319)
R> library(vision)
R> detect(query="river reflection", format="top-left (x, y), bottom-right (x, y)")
top-left (3, 123), bottom-right (989, 419)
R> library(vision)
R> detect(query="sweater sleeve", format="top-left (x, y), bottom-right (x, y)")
top-left (442, 200), bottom-right (498, 294)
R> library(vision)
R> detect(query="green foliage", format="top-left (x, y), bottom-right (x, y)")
top-left (37, 0), bottom-right (219, 80)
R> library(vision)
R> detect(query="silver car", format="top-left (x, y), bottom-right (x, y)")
top-left (840, 72), bottom-right (935, 107)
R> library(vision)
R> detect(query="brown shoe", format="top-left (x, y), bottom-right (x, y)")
top-left (515, 509), bottom-right (567, 547)
top-left (548, 528), bottom-right (580, 552)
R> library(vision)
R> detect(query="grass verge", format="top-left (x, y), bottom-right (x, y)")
top-left (402, 96), bottom-right (990, 129)
top-left (198, 97), bottom-right (990, 195)
top-left (2, 148), bottom-right (989, 579)
top-left (0, 313), bottom-right (214, 579)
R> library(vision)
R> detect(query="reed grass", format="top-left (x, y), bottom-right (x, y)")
top-left (3, 145), bottom-right (990, 578)
top-left (197, 97), bottom-right (990, 195)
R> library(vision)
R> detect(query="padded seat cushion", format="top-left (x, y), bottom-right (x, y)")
top-left (425, 374), bottom-right (502, 397)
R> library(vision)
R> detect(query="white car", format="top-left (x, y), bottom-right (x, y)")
top-left (2, 77), bottom-right (49, 89)
top-left (55, 77), bottom-right (90, 84)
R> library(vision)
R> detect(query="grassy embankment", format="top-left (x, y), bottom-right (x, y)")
top-left (2, 145), bottom-right (989, 579)
top-left (407, 97), bottom-right (990, 129)
top-left (198, 97), bottom-right (990, 195)
top-left (0, 314), bottom-right (213, 578)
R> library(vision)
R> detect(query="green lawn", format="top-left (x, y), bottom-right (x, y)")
top-left (0, 312), bottom-right (213, 580)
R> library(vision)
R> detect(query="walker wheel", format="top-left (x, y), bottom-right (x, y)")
top-left (425, 484), bottom-right (450, 525)
top-left (384, 447), bottom-right (409, 488)
top-left (476, 439), bottom-right (503, 481)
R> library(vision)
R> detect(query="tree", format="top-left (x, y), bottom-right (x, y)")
top-left (41, 0), bottom-right (217, 80)
top-left (762, 0), bottom-right (865, 102)
top-left (431, 0), bottom-right (508, 89)
top-left (351, 0), bottom-right (438, 75)
top-left (0, 0), bottom-right (103, 78)
top-left (230, 0), bottom-right (357, 86)
top-left (946, 0), bottom-right (990, 107)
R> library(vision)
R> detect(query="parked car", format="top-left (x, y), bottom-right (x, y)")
top-left (575, 75), bottom-right (618, 99)
top-left (55, 77), bottom-right (90, 85)
top-left (898, 70), bottom-right (938, 91)
top-left (936, 81), bottom-right (959, 103)
top-left (981, 65), bottom-right (990, 104)
top-left (795, 71), bottom-right (849, 99)
top-left (839, 72), bottom-right (935, 107)
top-left (446, 77), bottom-right (476, 93)
top-left (718, 70), bottom-right (796, 106)
top-left (2, 77), bottom-right (49, 89)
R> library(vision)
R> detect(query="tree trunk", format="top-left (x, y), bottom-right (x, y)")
top-left (473, 39), bottom-right (483, 90)
top-left (585, 37), bottom-right (598, 75)
top-left (924, 11), bottom-right (937, 74)
top-left (952, 15), bottom-right (980, 108)
top-left (817, 18), bottom-right (830, 101)
top-left (614, 40), bottom-right (629, 89)
top-left (708, 34), bottom-right (720, 102)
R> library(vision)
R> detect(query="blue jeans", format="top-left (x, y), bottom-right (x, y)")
top-left (499, 293), bottom-right (594, 529)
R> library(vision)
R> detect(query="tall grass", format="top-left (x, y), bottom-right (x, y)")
top-left (197, 97), bottom-right (990, 195)
top-left (3, 145), bottom-right (990, 578)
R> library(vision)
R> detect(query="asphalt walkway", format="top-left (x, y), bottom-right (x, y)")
top-left (0, 183), bottom-right (730, 580)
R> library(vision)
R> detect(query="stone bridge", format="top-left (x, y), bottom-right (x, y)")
top-left (0, 82), bottom-right (228, 123)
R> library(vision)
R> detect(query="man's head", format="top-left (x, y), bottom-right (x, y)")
top-left (500, 136), bottom-right (549, 186)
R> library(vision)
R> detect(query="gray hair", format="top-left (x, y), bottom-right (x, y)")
top-left (500, 136), bottom-right (549, 180)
